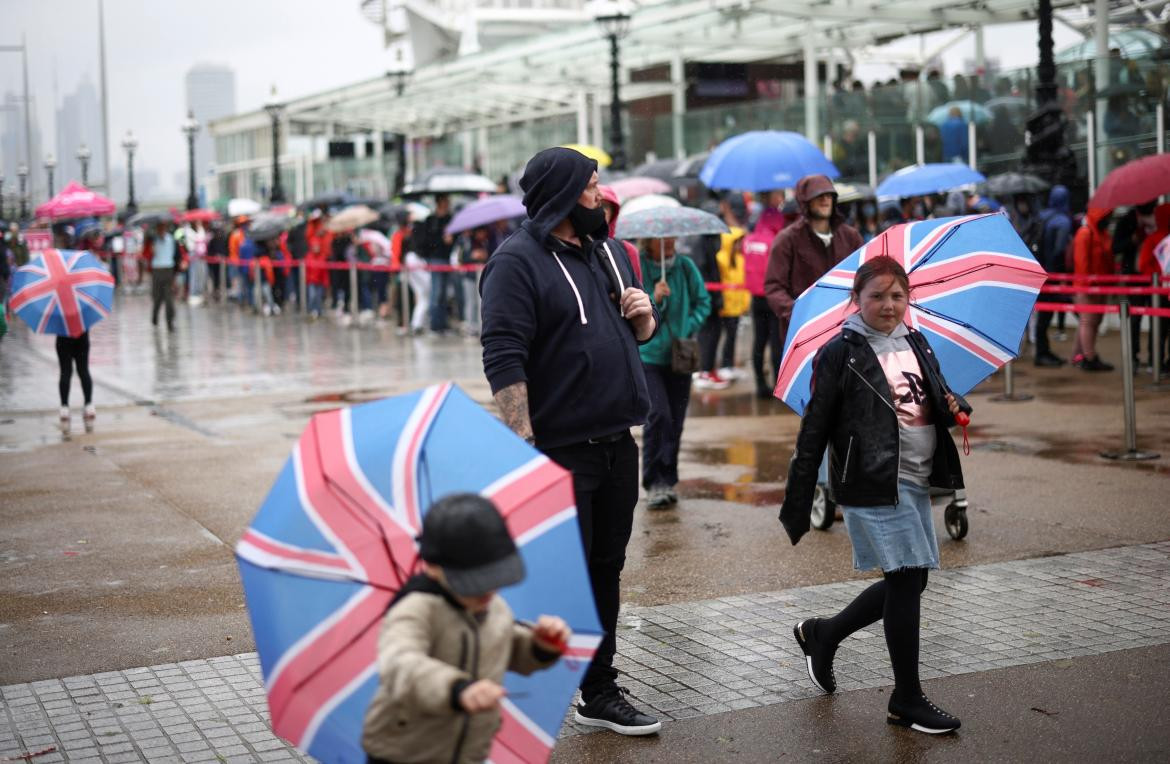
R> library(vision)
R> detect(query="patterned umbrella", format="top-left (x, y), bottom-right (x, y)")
top-left (876, 163), bottom-right (986, 199)
top-left (620, 194), bottom-right (682, 216)
top-left (774, 213), bottom-right (1047, 414)
top-left (615, 206), bottom-right (729, 240)
top-left (236, 383), bottom-right (602, 764)
top-left (33, 181), bottom-right (116, 221)
top-left (700, 131), bottom-right (839, 191)
top-left (10, 249), bottom-right (115, 337)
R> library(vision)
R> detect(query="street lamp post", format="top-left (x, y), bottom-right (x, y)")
top-left (0, 172), bottom-right (4, 220)
top-left (77, 143), bottom-right (92, 186)
top-left (16, 164), bottom-right (28, 222)
top-left (44, 153), bottom-right (57, 199)
top-left (182, 110), bottom-right (201, 210)
top-left (386, 69), bottom-right (411, 195)
top-left (264, 87), bottom-right (286, 205)
top-left (593, 3), bottom-right (632, 172)
top-left (121, 130), bottom-right (138, 215)
top-left (1023, 0), bottom-right (1078, 196)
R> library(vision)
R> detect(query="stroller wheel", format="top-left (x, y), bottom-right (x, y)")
top-left (944, 502), bottom-right (969, 540)
top-left (811, 484), bottom-right (836, 530)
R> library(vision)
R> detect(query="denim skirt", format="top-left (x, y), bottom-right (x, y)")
top-left (841, 480), bottom-right (940, 572)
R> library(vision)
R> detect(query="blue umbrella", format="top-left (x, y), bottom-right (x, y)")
top-left (700, 131), bottom-right (839, 191)
top-left (10, 249), bottom-right (114, 337)
top-left (446, 194), bottom-right (526, 235)
top-left (926, 100), bottom-right (993, 126)
top-left (236, 383), bottom-right (602, 764)
top-left (876, 163), bottom-right (986, 199)
top-left (775, 213), bottom-right (1048, 414)
top-left (614, 206), bottom-right (729, 240)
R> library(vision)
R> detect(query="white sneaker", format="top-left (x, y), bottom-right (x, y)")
top-left (83, 404), bottom-right (96, 421)
top-left (59, 406), bottom-right (70, 422)
top-left (718, 367), bottom-right (746, 381)
top-left (694, 371), bottom-right (731, 390)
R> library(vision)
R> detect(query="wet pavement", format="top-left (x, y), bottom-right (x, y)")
top-left (2, 293), bottom-right (1169, 761)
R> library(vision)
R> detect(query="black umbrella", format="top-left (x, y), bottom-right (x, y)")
top-left (985, 172), bottom-right (1051, 196)
top-left (402, 167), bottom-right (497, 196)
top-left (674, 152), bottom-right (711, 179)
top-left (632, 158), bottom-right (681, 181)
top-left (249, 213), bottom-right (293, 242)
top-left (126, 211), bottom-right (173, 228)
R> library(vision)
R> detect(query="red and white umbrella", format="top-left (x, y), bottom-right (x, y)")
top-left (34, 181), bottom-right (116, 221)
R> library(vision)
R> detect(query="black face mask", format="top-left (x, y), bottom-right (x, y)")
top-left (567, 204), bottom-right (607, 242)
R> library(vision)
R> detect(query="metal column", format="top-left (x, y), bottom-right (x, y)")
top-left (803, 27), bottom-right (819, 144)
top-left (1100, 301), bottom-right (1160, 460)
top-left (867, 130), bottom-right (877, 188)
top-left (671, 55), bottom-right (686, 159)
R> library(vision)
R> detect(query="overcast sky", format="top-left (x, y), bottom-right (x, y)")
top-left (1, 0), bottom-right (1084, 196)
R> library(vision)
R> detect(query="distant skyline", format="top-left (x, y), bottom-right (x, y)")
top-left (1, 0), bottom-right (1087, 204)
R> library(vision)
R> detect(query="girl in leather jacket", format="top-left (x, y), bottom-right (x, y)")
top-left (781, 255), bottom-right (970, 735)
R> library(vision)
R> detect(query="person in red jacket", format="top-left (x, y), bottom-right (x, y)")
top-left (1071, 208), bottom-right (1115, 371)
top-left (599, 185), bottom-right (642, 284)
top-left (1137, 204), bottom-right (1170, 371)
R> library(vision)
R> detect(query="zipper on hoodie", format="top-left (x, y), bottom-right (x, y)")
top-left (840, 436), bottom-right (854, 483)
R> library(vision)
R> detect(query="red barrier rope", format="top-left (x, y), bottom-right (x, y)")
top-left (1040, 284), bottom-right (1170, 296)
top-left (1033, 301), bottom-right (1170, 318)
top-left (1045, 274), bottom-right (1152, 283)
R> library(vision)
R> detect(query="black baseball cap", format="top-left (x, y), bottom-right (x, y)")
top-left (418, 493), bottom-right (525, 597)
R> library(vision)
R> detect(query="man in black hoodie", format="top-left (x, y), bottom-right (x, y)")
top-left (480, 146), bottom-right (661, 736)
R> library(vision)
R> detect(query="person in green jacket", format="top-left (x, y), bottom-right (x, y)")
top-left (639, 237), bottom-right (710, 509)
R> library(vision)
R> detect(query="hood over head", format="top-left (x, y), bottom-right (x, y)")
top-left (520, 147), bottom-right (599, 244)
top-left (1046, 184), bottom-right (1070, 214)
top-left (599, 184), bottom-right (621, 237)
top-left (795, 174), bottom-right (842, 225)
top-left (1085, 207), bottom-right (1112, 229)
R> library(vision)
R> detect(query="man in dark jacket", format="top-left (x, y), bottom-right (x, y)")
top-left (1034, 185), bottom-right (1073, 366)
top-left (411, 194), bottom-right (455, 332)
top-left (479, 146), bottom-right (661, 736)
top-left (765, 174), bottom-right (864, 349)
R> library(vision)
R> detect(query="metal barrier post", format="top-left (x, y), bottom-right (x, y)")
top-left (967, 121), bottom-right (977, 169)
top-left (349, 262), bottom-right (359, 318)
top-left (991, 360), bottom-right (1033, 402)
top-left (298, 261), bottom-right (307, 314)
top-left (1086, 113), bottom-right (1096, 193)
top-left (252, 260), bottom-right (262, 311)
top-left (1101, 300), bottom-right (1160, 460)
top-left (399, 268), bottom-right (411, 334)
top-left (915, 125), bottom-right (925, 165)
top-left (867, 130), bottom-right (877, 189)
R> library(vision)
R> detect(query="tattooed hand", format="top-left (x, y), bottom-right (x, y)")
top-left (494, 381), bottom-right (534, 442)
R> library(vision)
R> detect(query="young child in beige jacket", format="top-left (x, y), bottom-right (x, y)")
top-left (361, 493), bottom-right (570, 764)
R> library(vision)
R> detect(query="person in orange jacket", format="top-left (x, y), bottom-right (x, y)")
top-left (228, 216), bottom-right (248, 302)
top-left (1071, 207), bottom-right (1115, 371)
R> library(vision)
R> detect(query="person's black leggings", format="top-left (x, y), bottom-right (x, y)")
top-left (816, 568), bottom-right (929, 698)
top-left (56, 332), bottom-right (93, 406)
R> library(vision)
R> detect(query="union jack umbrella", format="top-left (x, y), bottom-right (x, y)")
top-left (774, 213), bottom-right (1048, 414)
top-left (9, 248), bottom-right (115, 337)
top-left (236, 383), bottom-right (602, 764)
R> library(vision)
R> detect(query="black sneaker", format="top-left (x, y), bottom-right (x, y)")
top-left (887, 692), bottom-right (961, 734)
top-left (1034, 352), bottom-right (1065, 367)
top-left (575, 686), bottom-right (662, 736)
top-left (793, 618), bottom-right (837, 694)
top-left (1081, 355), bottom-right (1114, 372)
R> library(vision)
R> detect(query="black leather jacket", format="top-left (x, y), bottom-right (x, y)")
top-left (779, 326), bottom-right (970, 545)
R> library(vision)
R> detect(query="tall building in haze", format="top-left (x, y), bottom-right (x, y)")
top-left (184, 64), bottom-right (237, 197)
top-left (55, 74), bottom-right (105, 187)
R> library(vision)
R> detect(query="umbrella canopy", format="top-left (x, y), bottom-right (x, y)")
top-left (180, 208), bottom-right (221, 223)
top-left (249, 212), bottom-right (294, 242)
top-left (620, 194), bottom-right (682, 216)
top-left (380, 200), bottom-right (432, 223)
top-left (326, 205), bottom-right (380, 233)
top-left (632, 158), bottom-right (682, 181)
top-left (608, 176), bottom-right (672, 202)
top-left (10, 249), bottom-right (115, 337)
top-left (984, 172), bottom-right (1050, 197)
top-left (301, 191), bottom-right (360, 212)
top-left (1088, 154), bottom-right (1170, 210)
top-left (774, 213), bottom-right (1047, 414)
top-left (701, 131), bottom-right (839, 191)
top-left (673, 151), bottom-right (710, 179)
top-left (561, 143), bottom-right (612, 168)
top-left (228, 198), bottom-right (263, 218)
top-left (126, 210), bottom-right (175, 228)
top-left (834, 183), bottom-right (875, 204)
top-left (403, 167), bottom-right (497, 196)
top-left (1154, 237), bottom-right (1170, 277)
top-left (33, 181), bottom-right (116, 221)
top-left (615, 206), bottom-right (728, 240)
top-left (926, 100), bottom-right (992, 126)
top-left (876, 163), bottom-right (986, 199)
top-left (1055, 28), bottom-right (1166, 63)
top-left (236, 383), bottom-right (602, 764)
top-left (446, 194), bottom-right (526, 236)
top-left (985, 96), bottom-right (1029, 117)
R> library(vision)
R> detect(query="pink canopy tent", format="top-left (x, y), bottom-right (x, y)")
top-left (34, 181), bottom-right (117, 221)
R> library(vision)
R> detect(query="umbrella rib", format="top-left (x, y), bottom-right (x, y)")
top-left (909, 302), bottom-right (1018, 357)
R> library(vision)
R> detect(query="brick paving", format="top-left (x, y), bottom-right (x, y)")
top-left (3, 542), bottom-right (1168, 762)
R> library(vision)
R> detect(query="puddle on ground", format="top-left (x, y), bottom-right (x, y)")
top-left (687, 391), bottom-right (796, 418)
top-left (304, 388), bottom-right (386, 404)
top-left (676, 438), bottom-right (794, 506)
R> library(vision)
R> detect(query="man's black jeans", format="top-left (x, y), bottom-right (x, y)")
top-left (543, 432), bottom-right (638, 700)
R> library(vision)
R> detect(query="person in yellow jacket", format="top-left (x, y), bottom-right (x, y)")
top-left (713, 228), bottom-right (750, 380)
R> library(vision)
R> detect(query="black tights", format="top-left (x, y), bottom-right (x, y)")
top-left (56, 333), bottom-right (93, 406)
top-left (817, 568), bottom-right (929, 698)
